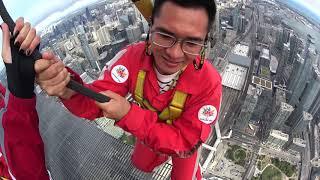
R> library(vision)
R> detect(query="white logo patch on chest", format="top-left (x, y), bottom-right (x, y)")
top-left (111, 65), bottom-right (129, 83)
top-left (198, 105), bottom-right (217, 124)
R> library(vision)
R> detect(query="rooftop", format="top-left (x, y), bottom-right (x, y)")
top-left (313, 65), bottom-right (320, 80)
top-left (222, 63), bottom-right (248, 91)
top-left (270, 55), bottom-right (278, 73)
top-left (232, 43), bottom-right (249, 57)
top-left (303, 111), bottom-right (313, 121)
top-left (80, 72), bottom-right (95, 84)
top-left (270, 129), bottom-right (289, 141)
top-left (247, 84), bottom-right (261, 97)
top-left (252, 76), bottom-right (273, 90)
top-left (280, 102), bottom-right (294, 112)
top-left (228, 53), bottom-right (251, 68)
top-left (260, 48), bottom-right (270, 60)
top-left (293, 138), bottom-right (306, 147)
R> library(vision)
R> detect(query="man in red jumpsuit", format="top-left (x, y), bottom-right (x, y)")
top-left (19, 0), bottom-right (221, 179)
top-left (0, 22), bottom-right (49, 179)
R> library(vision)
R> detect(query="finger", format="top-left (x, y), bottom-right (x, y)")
top-left (95, 100), bottom-right (111, 110)
top-left (101, 90), bottom-right (121, 100)
top-left (42, 51), bottom-right (55, 60)
top-left (14, 22), bottom-right (31, 47)
top-left (19, 27), bottom-right (36, 53)
top-left (41, 68), bottom-right (68, 87)
top-left (1, 23), bottom-right (12, 63)
top-left (26, 35), bottom-right (40, 56)
top-left (13, 17), bottom-right (24, 37)
top-left (34, 59), bottom-right (54, 73)
top-left (45, 74), bottom-right (70, 96)
top-left (37, 61), bottom-right (65, 81)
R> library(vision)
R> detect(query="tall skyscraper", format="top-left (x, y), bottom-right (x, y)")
top-left (288, 37), bottom-right (314, 108)
top-left (232, 5), bottom-right (240, 29)
top-left (77, 25), bottom-right (99, 71)
top-left (69, 34), bottom-right (81, 47)
top-left (126, 25), bottom-right (142, 44)
top-left (288, 65), bottom-right (320, 130)
top-left (282, 43), bottom-right (290, 65)
top-left (51, 42), bottom-right (66, 60)
top-left (300, 66), bottom-right (320, 110)
top-left (251, 89), bottom-right (272, 124)
top-left (308, 67), bottom-right (320, 116)
top-left (257, 26), bottom-right (266, 42)
top-left (89, 42), bottom-right (100, 61)
top-left (275, 28), bottom-right (283, 50)
top-left (271, 102), bottom-right (294, 130)
top-left (303, 34), bottom-right (315, 60)
top-left (119, 14), bottom-right (130, 28)
top-left (128, 8), bottom-right (137, 26)
top-left (97, 25), bottom-right (112, 46)
top-left (265, 129), bottom-right (289, 150)
top-left (282, 28), bottom-right (292, 44)
top-left (284, 138), bottom-right (306, 156)
top-left (289, 34), bottom-right (303, 65)
top-left (290, 111), bottom-right (313, 135)
top-left (288, 54), bottom-right (304, 94)
top-left (104, 15), bottom-right (111, 25)
top-left (236, 85), bottom-right (260, 131)
top-left (86, 7), bottom-right (93, 22)
top-left (237, 16), bottom-right (246, 34)
top-left (276, 43), bottom-right (290, 80)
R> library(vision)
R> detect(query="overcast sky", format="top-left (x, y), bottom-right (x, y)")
top-left (2, 0), bottom-right (102, 31)
top-left (291, 0), bottom-right (320, 19)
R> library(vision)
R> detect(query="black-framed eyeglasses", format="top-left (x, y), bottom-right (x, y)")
top-left (150, 31), bottom-right (206, 56)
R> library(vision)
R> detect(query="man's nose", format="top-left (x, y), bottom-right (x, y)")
top-left (165, 41), bottom-right (184, 59)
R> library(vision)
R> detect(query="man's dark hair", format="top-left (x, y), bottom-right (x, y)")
top-left (152, 0), bottom-right (217, 32)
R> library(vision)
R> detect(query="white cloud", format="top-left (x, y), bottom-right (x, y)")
top-left (35, 0), bottom-right (102, 31)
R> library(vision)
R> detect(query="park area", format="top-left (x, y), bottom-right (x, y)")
top-left (253, 155), bottom-right (298, 179)
top-left (225, 145), bottom-right (248, 167)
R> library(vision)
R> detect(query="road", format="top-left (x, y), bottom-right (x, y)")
top-left (219, 3), bottom-right (257, 136)
top-left (243, 145), bottom-right (260, 179)
top-left (300, 131), bottom-right (311, 180)
top-left (219, 87), bottom-right (242, 135)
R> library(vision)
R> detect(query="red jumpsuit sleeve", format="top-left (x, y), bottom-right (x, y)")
top-left (62, 48), bottom-right (131, 120)
top-left (116, 78), bottom-right (222, 156)
top-left (1, 94), bottom-right (49, 179)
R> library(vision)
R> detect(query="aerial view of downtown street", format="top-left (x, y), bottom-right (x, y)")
top-left (0, 0), bottom-right (320, 179)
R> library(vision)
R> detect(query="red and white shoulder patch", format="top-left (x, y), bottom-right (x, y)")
top-left (111, 65), bottom-right (129, 83)
top-left (198, 105), bottom-right (218, 124)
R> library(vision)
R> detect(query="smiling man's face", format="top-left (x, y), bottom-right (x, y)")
top-left (150, 1), bottom-right (209, 75)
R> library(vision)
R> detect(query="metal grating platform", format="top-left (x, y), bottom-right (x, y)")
top-left (36, 94), bottom-right (171, 180)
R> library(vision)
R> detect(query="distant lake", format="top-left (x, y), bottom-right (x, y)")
top-left (282, 15), bottom-right (320, 49)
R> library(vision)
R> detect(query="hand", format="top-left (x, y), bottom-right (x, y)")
top-left (0, 18), bottom-right (40, 98)
top-left (35, 52), bottom-right (74, 99)
top-left (12, 17), bottom-right (73, 99)
top-left (13, 17), bottom-right (40, 56)
top-left (95, 90), bottom-right (131, 121)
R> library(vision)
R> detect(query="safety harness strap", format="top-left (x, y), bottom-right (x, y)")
top-left (134, 70), bottom-right (188, 125)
